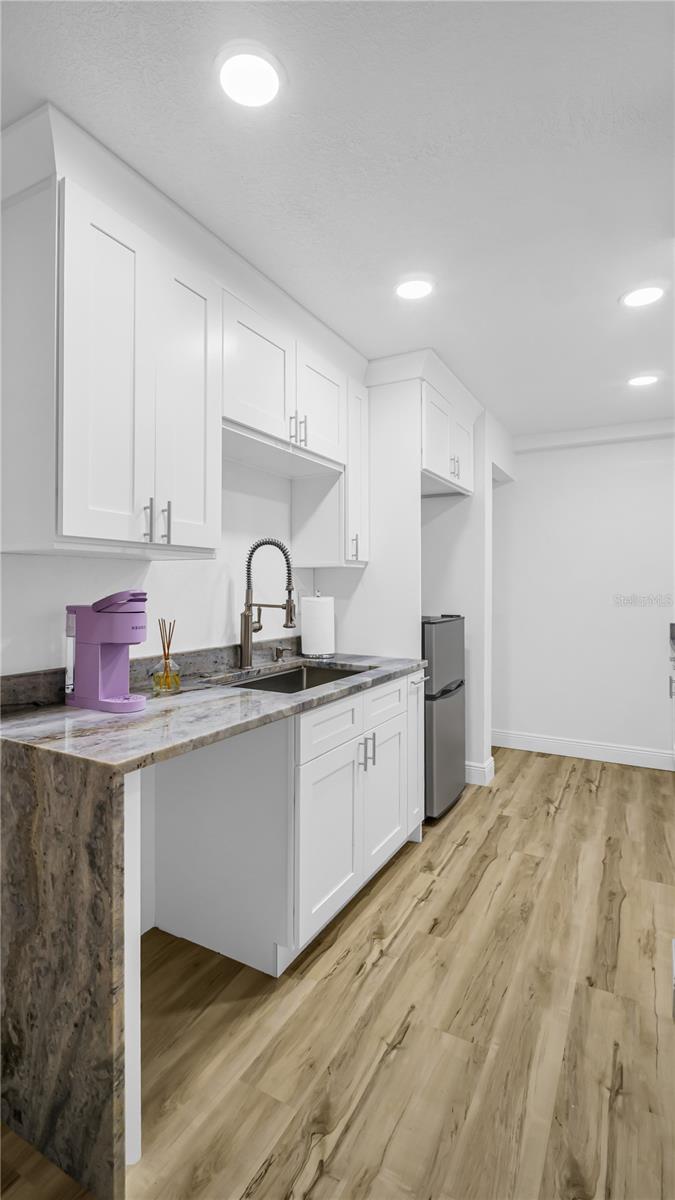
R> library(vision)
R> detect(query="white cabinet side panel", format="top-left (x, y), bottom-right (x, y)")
top-left (154, 721), bottom-right (292, 973)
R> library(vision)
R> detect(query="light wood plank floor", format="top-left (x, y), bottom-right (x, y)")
top-left (3, 749), bottom-right (674, 1200)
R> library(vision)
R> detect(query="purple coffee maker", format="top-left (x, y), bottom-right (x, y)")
top-left (65, 590), bottom-right (148, 713)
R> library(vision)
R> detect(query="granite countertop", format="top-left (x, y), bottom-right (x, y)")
top-left (0, 654), bottom-right (424, 773)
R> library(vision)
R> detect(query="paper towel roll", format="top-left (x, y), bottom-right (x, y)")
top-left (300, 595), bottom-right (335, 657)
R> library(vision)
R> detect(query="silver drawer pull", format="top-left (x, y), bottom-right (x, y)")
top-left (352, 533), bottom-right (359, 560)
top-left (359, 738), bottom-right (369, 771)
top-left (368, 731), bottom-right (377, 766)
top-left (411, 676), bottom-right (429, 686)
top-left (289, 413), bottom-right (298, 442)
top-left (299, 415), bottom-right (308, 446)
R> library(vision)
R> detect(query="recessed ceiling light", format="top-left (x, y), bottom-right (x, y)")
top-left (218, 50), bottom-right (281, 107)
top-left (396, 280), bottom-right (433, 300)
top-left (621, 286), bottom-right (665, 308)
top-left (628, 374), bottom-right (659, 387)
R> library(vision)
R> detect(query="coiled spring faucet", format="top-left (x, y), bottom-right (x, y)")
top-left (240, 538), bottom-right (296, 669)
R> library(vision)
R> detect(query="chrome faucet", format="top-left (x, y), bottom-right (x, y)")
top-left (240, 538), bottom-right (296, 669)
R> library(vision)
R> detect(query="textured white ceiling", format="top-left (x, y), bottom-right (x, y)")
top-left (2, 1), bottom-right (673, 433)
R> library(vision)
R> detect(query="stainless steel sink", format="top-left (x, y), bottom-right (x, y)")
top-left (233, 665), bottom-right (363, 694)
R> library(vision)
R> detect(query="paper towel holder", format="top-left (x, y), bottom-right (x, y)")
top-left (300, 592), bottom-right (335, 659)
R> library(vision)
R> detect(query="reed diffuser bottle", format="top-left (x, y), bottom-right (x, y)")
top-left (152, 618), bottom-right (181, 696)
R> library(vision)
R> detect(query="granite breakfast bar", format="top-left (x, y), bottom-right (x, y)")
top-left (1, 653), bottom-right (423, 1200)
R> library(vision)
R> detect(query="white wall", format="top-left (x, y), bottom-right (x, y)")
top-left (1, 459), bottom-right (314, 674)
top-left (422, 412), bottom-right (516, 781)
top-left (492, 435), bottom-right (674, 769)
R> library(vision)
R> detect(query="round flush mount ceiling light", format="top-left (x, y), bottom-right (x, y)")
top-left (628, 374), bottom-right (659, 387)
top-left (217, 43), bottom-right (282, 107)
top-left (396, 279), bottom-right (434, 300)
top-left (621, 286), bottom-right (665, 308)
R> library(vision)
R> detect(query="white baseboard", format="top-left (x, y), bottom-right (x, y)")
top-left (466, 757), bottom-right (495, 786)
top-left (492, 730), bottom-right (674, 773)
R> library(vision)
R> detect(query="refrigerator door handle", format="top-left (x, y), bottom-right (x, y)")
top-left (426, 678), bottom-right (465, 700)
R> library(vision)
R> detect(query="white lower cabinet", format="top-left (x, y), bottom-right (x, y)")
top-left (296, 738), bottom-right (364, 946)
top-left (296, 692), bottom-right (414, 948)
top-left (407, 672), bottom-right (425, 832)
top-left (153, 677), bottom-right (424, 979)
top-left (362, 713), bottom-right (407, 879)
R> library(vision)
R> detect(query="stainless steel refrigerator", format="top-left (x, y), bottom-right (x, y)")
top-left (422, 615), bottom-right (466, 818)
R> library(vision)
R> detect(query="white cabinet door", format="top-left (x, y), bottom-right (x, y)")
top-left (345, 379), bottom-right (370, 563)
top-left (407, 673), bottom-right (425, 832)
top-left (222, 296), bottom-right (295, 442)
top-left (421, 381), bottom-right (453, 482)
top-left (155, 258), bottom-right (222, 549)
top-left (59, 180), bottom-right (156, 542)
top-left (453, 419), bottom-right (474, 493)
top-left (363, 713), bottom-right (407, 879)
top-left (296, 343), bottom-right (346, 463)
top-left (297, 737), bottom-right (364, 945)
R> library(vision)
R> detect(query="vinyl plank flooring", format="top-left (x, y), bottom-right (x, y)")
top-left (4, 749), bottom-right (673, 1200)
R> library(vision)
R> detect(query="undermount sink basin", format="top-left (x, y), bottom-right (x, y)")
top-left (234, 665), bottom-right (364, 694)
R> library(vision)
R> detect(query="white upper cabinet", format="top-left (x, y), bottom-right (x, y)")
top-left (345, 379), bottom-right (370, 563)
top-left (421, 381), bottom-right (453, 481)
top-left (222, 297), bottom-right (295, 443)
top-left (453, 418), bottom-right (474, 492)
top-left (59, 180), bottom-right (156, 543)
top-left (421, 379), bottom-right (474, 495)
top-left (58, 180), bottom-right (222, 552)
top-left (154, 257), bottom-right (222, 549)
top-left (296, 343), bottom-right (347, 463)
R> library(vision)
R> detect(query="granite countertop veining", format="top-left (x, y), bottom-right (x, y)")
top-left (0, 654), bottom-right (424, 773)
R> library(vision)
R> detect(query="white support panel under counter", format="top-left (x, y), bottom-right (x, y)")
top-left (123, 770), bottom-right (142, 1167)
top-left (154, 720), bottom-right (294, 976)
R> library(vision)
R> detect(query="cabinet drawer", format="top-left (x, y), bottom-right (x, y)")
top-left (296, 693), bottom-right (364, 763)
top-left (362, 678), bottom-right (407, 729)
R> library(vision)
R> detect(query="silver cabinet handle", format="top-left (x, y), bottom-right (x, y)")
top-left (368, 731), bottom-right (377, 767)
top-left (299, 415), bottom-right (308, 446)
top-left (143, 496), bottom-right (155, 541)
top-left (456, 455), bottom-right (461, 479)
top-left (450, 454), bottom-right (456, 478)
top-left (411, 676), bottom-right (429, 686)
top-left (289, 413), bottom-right (298, 442)
top-left (359, 738), bottom-right (369, 771)
top-left (351, 533), bottom-right (359, 560)
top-left (161, 499), bottom-right (173, 544)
